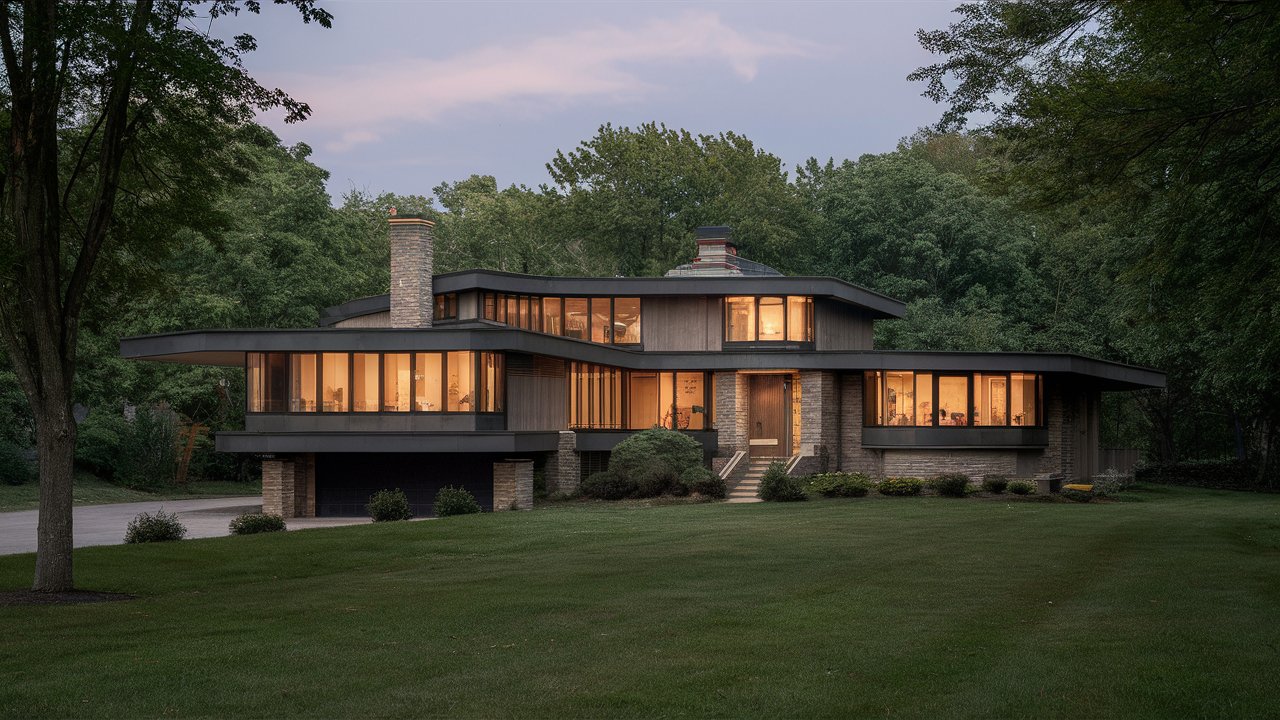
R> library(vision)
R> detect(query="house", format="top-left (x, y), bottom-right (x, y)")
top-left (120, 219), bottom-right (1165, 515)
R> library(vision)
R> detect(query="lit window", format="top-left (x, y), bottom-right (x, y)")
top-left (674, 372), bottom-right (706, 430)
top-left (382, 353), bottom-right (412, 412)
top-left (725, 297), bottom-right (756, 342)
top-left (290, 353), bottom-right (317, 412)
top-left (787, 297), bottom-right (813, 342)
top-left (564, 298), bottom-right (589, 340)
top-left (974, 373), bottom-right (1008, 426)
top-left (447, 351), bottom-right (474, 411)
top-left (884, 371), bottom-right (914, 426)
top-left (352, 353), bottom-right (379, 412)
top-left (1011, 373), bottom-right (1037, 426)
top-left (321, 353), bottom-right (349, 412)
top-left (247, 352), bottom-right (287, 413)
top-left (613, 298), bottom-right (641, 344)
top-left (542, 297), bottom-right (562, 335)
top-left (915, 373), bottom-right (933, 427)
top-left (758, 297), bottom-right (785, 341)
top-left (937, 376), bottom-right (967, 426)
top-left (591, 298), bottom-right (611, 343)
top-left (414, 353), bottom-right (442, 412)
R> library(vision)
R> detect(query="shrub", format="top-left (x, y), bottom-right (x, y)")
top-left (877, 477), bottom-right (924, 496)
top-left (0, 439), bottom-right (32, 486)
top-left (758, 462), bottom-right (807, 502)
top-left (579, 470), bottom-right (636, 501)
top-left (931, 473), bottom-right (970, 498)
top-left (74, 409), bottom-right (129, 479)
top-left (681, 465), bottom-right (726, 499)
top-left (229, 513), bottom-right (286, 535)
top-left (1092, 468), bottom-right (1135, 497)
top-left (632, 459), bottom-right (681, 498)
top-left (125, 509), bottom-right (187, 543)
top-left (1008, 480), bottom-right (1036, 495)
top-left (807, 472), bottom-right (872, 498)
top-left (115, 405), bottom-right (180, 491)
top-left (434, 486), bottom-right (482, 517)
top-left (1134, 458), bottom-right (1269, 492)
top-left (609, 427), bottom-right (703, 488)
top-left (981, 475), bottom-right (1009, 494)
top-left (1060, 487), bottom-right (1093, 503)
top-left (367, 488), bottom-right (413, 521)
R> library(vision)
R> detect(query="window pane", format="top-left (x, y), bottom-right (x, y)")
top-left (248, 353), bottom-right (288, 413)
top-left (915, 373), bottom-right (934, 427)
top-left (725, 297), bottom-right (756, 342)
top-left (758, 297), bottom-right (785, 341)
top-left (591, 297), bottom-right (611, 343)
top-left (447, 351), bottom-right (474, 411)
top-left (480, 352), bottom-right (504, 412)
top-left (247, 353), bottom-right (265, 413)
top-left (884, 371), bottom-right (914, 426)
top-left (530, 297), bottom-right (542, 332)
top-left (659, 372), bottom-right (675, 429)
top-left (483, 293), bottom-right (496, 321)
top-left (974, 373), bottom-right (1008, 426)
top-left (496, 294), bottom-right (507, 323)
top-left (383, 353), bottom-right (411, 412)
top-left (628, 371), bottom-right (659, 429)
top-left (564, 298), bottom-right (589, 339)
top-left (675, 372), bottom-right (706, 430)
top-left (938, 376), bottom-right (967, 426)
top-left (542, 297), bottom-right (562, 335)
top-left (504, 296), bottom-right (518, 326)
top-left (290, 354), bottom-right (317, 412)
top-left (352, 353), bottom-right (379, 412)
top-left (414, 353), bottom-right (442, 412)
top-left (613, 297), bottom-right (641, 344)
top-left (518, 296), bottom-right (529, 329)
top-left (1011, 373), bottom-right (1037, 426)
top-left (864, 371), bottom-right (881, 426)
top-left (787, 297), bottom-right (813, 342)
top-left (321, 353), bottom-right (349, 412)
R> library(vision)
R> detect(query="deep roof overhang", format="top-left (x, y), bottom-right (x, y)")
top-left (318, 270), bottom-right (907, 326)
top-left (216, 431), bottom-right (560, 454)
top-left (121, 326), bottom-right (1165, 390)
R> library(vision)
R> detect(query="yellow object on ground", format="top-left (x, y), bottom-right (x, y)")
top-left (1063, 484), bottom-right (1094, 492)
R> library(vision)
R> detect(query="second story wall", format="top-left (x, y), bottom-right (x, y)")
top-left (641, 297), bottom-right (723, 352)
top-left (814, 298), bottom-right (875, 351)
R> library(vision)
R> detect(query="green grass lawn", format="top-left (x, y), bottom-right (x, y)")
top-left (0, 471), bottom-right (260, 512)
top-left (2, 485), bottom-right (1278, 718)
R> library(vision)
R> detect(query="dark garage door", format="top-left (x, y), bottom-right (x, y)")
top-left (315, 453), bottom-right (500, 517)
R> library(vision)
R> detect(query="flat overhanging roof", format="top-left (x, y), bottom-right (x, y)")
top-left (121, 327), bottom-right (1165, 390)
top-left (216, 431), bottom-right (561, 454)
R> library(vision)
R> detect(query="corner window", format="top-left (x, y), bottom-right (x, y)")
top-left (247, 352), bottom-right (288, 413)
top-left (724, 296), bottom-right (813, 343)
top-left (863, 371), bottom-right (1040, 428)
top-left (433, 293), bottom-right (457, 321)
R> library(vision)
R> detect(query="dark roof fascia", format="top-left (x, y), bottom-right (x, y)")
top-left (215, 431), bottom-right (560, 454)
top-left (121, 327), bottom-right (1165, 389)
top-left (318, 271), bottom-right (907, 325)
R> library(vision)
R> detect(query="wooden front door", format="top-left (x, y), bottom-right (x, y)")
top-left (749, 375), bottom-right (791, 457)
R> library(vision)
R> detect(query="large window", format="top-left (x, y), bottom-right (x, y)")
top-left (571, 363), bottom-right (711, 430)
top-left (482, 292), bottom-right (641, 345)
top-left (864, 371), bottom-right (1042, 428)
top-left (433, 293), bottom-right (458, 321)
top-left (724, 296), bottom-right (813, 343)
top-left (247, 351), bottom-right (503, 414)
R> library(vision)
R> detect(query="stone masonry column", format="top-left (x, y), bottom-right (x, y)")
top-left (293, 453), bottom-right (316, 518)
top-left (262, 457), bottom-right (295, 517)
top-left (799, 370), bottom-right (838, 473)
top-left (493, 459), bottom-right (534, 511)
top-left (713, 371), bottom-right (748, 457)
top-left (388, 214), bottom-right (434, 328)
top-left (839, 374), bottom-right (884, 478)
top-left (544, 431), bottom-right (580, 495)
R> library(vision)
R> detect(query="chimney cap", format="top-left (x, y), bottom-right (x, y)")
top-left (695, 225), bottom-right (732, 240)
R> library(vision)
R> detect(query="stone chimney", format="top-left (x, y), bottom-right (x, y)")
top-left (388, 210), bottom-right (434, 328)
top-left (665, 225), bottom-right (783, 277)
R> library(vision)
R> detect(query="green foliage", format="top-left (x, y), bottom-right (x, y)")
top-left (1060, 488), bottom-right (1093, 503)
top-left (877, 477), bottom-right (924, 497)
top-left (981, 476), bottom-right (1009, 494)
top-left (757, 463), bottom-right (807, 502)
top-left (931, 473), bottom-right (971, 498)
top-left (113, 407), bottom-right (180, 491)
top-left (608, 428), bottom-right (705, 495)
top-left (125, 510), bottom-right (187, 544)
top-left (1135, 460), bottom-right (1268, 493)
top-left (1007, 480), bottom-right (1036, 496)
top-left (1091, 469), bottom-right (1134, 497)
top-left (579, 471), bottom-right (635, 501)
top-left (807, 472), bottom-right (872, 498)
top-left (367, 489), bottom-right (413, 522)
top-left (229, 513), bottom-right (286, 535)
top-left (434, 486), bottom-right (482, 517)
top-left (74, 410), bottom-right (129, 479)
top-left (0, 439), bottom-right (33, 486)
top-left (680, 465), bottom-right (726, 499)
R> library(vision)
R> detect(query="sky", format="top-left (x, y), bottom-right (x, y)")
top-left (222, 1), bottom-right (960, 202)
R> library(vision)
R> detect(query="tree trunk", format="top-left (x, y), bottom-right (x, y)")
top-left (33, 390), bottom-right (76, 591)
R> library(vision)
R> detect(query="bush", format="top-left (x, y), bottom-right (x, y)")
top-left (931, 473), bottom-right (970, 498)
top-left (74, 409), bottom-right (129, 479)
top-left (807, 472), bottom-right (872, 498)
top-left (579, 470), bottom-right (636, 500)
top-left (1060, 487), bottom-right (1093, 502)
top-left (0, 439), bottom-right (32, 486)
top-left (115, 405), bottom-right (180, 491)
top-left (125, 509), bottom-right (187, 543)
top-left (434, 486), bottom-right (482, 516)
top-left (229, 512), bottom-right (286, 535)
top-left (1092, 468), bottom-right (1135, 496)
top-left (1134, 458), bottom-right (1270, 492)
top-left (1008, 480), bottom-right (1036, 495)
top-left (609, 427), bottom-right (703, 488)
top-left (367, 488), bottom-right (413, 521)
top-left (632, 459), bottom-right (681, 498)
top-left (681, 465), bottom-right (726, 499)
top-left (877, 477), bottom-right (924, 496)
top-left (981, 475), bottom-right (1009, 494)
top-left (758, 462), bottom-right (807, 502)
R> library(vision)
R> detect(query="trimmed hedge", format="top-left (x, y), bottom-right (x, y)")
top-left (930, 473), bottom-right (970, 498)
top-left (125, 510), bottom-right (187, 543)
top-left (877, 477), bottom-right (924, 496)
top-left (981, 475), bottom-right (1009, 494)
top-left (807, 472), bottom-right (872, 498)
top-left (367, 488), bottom-right (413, 521)
top-left (758, 462), bottom-right (807, 502)
top-left (1135, 459), bottom-right (1272, 492)
top-left (1008, 480), bottom-right (1036, 495)
top-left (435, 486), bottom-right (482, 517)
top-left (229, 513), bottom-right (286, 535)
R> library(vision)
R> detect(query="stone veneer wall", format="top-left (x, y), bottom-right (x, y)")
top-left (388, 217), bottom-right (434, 329)
top-left (838, 373), bottom-right (885, 477)
top-left (713, 371), bottom-right (748, 457)
top-left (881, 450), bottom-right (1019, 479)
top-left (543, 431), bottom-right (580, 495)
top-left (292, 453), bottom-right (316, 518)
top-left (493, 460), bottom-right (534, 511)
top-left (262, 458), bottom-right (295, 517)
top-left (794, 370), bottom-right (838, 474)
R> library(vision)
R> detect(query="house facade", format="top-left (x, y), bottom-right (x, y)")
top-left (121, 219), bottom-right (1164, 516)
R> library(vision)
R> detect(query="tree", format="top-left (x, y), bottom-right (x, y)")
top-left (0, 1), bottom-right (331, 591)
top-left (912, 1), bottom-right (1280, 480)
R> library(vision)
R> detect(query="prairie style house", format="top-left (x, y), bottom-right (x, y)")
top-left (121, 219), bottom-right (1164, 516)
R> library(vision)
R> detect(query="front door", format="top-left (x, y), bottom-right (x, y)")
top-left (749, 375), bottom-right (791, 457)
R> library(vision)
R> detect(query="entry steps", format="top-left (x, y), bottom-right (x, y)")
top-left (726, 457), bottom-right (791, 504)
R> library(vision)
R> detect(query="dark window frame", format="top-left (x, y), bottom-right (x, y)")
top-left (722, 295), bottom-right (815, 346)
top-left (863, 371), bottom-right (1046, 429)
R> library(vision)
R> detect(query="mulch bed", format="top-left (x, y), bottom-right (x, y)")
top-left (0, 590), bottom-right (135, 606)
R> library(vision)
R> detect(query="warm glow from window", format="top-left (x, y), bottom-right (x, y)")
top-left (383, 353), bottom-right (411, 412)
top-left (321, 353), bottom-right (349, 412)
top-left (864, 371), bottom-right (1039, 428)
top-left (447, 351), bottom-right (474, 411)
top-left (884, 371), bottom-right (914, 426)
top-left (290, 353), bottom-right (317, 412)
top-left (542, 297), bottom-right (562, 335)
top-left (614, 297), bottom-right (641, 344)
top-left (414, 353), bottom-right (442, 412)
top-left (915, 373), bottom-right (933, 427)
top-left (352, 353), bottom-right (379, 412)
top-left (564, 298), bottom-right (589, 340)
top-left (758, 297), bottom-right (785, 341)
top-left (725, 296), bottom-right (756, 342)
top-left (787, 297), bottom-right (813, 342)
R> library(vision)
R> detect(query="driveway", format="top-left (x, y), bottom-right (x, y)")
top-left (0, 497), bottom-right (373, 556)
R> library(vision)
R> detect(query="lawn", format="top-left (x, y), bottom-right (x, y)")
top-left (2, 485), bottom-right (1278, 718)
top-left (0, 471), bottom-right (260, 512)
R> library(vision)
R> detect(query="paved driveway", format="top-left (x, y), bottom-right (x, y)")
top-left (0, 497), bottom-right (373, 556)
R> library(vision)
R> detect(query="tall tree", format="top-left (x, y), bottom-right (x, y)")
top-left (0, 0), bottom-right (331, 591)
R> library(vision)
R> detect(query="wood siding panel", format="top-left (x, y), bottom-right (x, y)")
top-left (506, 354), bottom-right (567, 431)
top-left (815, 298), bottom-right (873, 351)
top-left (333, 311), bottom-right (391, 328)
top-left (641, 297), bottom-right (722, 351)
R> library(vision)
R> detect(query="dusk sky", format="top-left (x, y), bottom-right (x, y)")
top-left (226, 1), bottom-right (960, 201)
